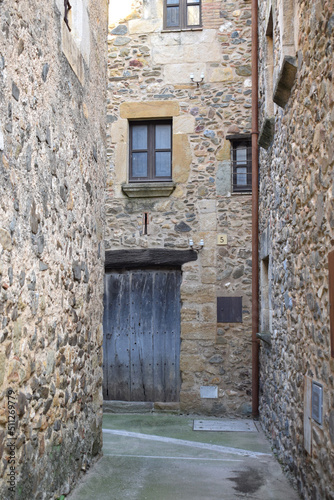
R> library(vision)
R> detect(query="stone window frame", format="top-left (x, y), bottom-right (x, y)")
top-left (258, 7), bottom-right (275, 149)
top-left (273, 0), bottom-right (298, 108)
top-left (163, 0), bottom-right (202, 31)
top-left (129, 119), bottom-right (173, 183)
top-left (58, 0), bottom-right (90, 85)
top-left (227, 135), bottom-right (252, 194)
top-left (265, 7), bottom-right (274, 117)
top-left (120, 102), bottom-right (182, 198)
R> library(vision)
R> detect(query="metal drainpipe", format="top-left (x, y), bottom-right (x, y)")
top-left (251, 0), bottom-right (260, 418)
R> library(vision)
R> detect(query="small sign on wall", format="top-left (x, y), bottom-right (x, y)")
top-left (217, 234), bottom-right (227, 245)
top-left (217, 297), bottom-right (242, 323)
top-left (200, 386), bottom-right (218, 399)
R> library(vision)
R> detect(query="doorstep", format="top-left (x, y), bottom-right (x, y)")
top-left (103, 400), bottom-right (180, 414)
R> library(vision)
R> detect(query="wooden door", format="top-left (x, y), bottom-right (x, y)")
top-left (103, 269), bottom-right (181, 402)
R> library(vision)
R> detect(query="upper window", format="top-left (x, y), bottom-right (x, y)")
top-left (164, 0), bottom-right (202, 30)
top-left (129, 120), bottom-right (172, 182)
top-left (231, 139), bottom-right (252, 193)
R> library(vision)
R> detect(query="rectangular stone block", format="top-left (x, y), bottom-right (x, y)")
top-left (173, 115), bottom-right (196, 135)
top-left (181, 323), bottom-right (216, 340)
top-left (120, 101), bottom-right (180, 119)
top-left (62, 21), bottom-right (85, 85)
top-left (199, 212), bottom-right (217, 231)
top-left (201, 268), bottom-right (216, 284)
top-left (181, 285), bottom-right (216, 303)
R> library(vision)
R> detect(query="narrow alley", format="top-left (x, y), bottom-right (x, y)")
top-left (68, 413), bottom-right (299, 500)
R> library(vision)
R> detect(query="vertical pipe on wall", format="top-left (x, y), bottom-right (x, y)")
top-left (251, 0), bottom-right (260, 417)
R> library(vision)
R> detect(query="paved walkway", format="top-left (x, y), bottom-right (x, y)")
top-left (68, 414), bottom-right (300, 500)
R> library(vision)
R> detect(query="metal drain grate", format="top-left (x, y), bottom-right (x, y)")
top-left (193, 419), bottom-right (258, 432)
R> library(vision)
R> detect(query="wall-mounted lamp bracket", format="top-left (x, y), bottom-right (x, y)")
top-left (189, 238), bottom-right (204, 252)
top-left (190, 73), bottom-right (205, 87)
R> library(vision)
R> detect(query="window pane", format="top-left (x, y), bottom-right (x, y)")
top-left (167, 6), bottom-right (180, 26)
top-left (187, 5), bottom-right (200, 25)
top-left (155, 124), bottom-right (171, 149)
top-left (132, 153), bottom-right (148, 177)
top-left (236, 146), bottom-right (247, 165)
top-left (236, 167), bottom-right (247, 185)
top-left (155, 152), bottom-right (171, 177)
top-left (187, 0), bottom-right (200, 3)
top-left (132, 125), bottom-right (147, 150)
top-left (167, 0), bottom-right (179, 4)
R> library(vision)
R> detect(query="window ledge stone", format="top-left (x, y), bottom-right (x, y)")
top-left (122, 182), bottom-right (176, 198)
top-left (161, 28), bottom-right (203, 33)
top-left (273, 56), bottom-right (297, 108)
top-left (258, 116), bottom-right (275, 149)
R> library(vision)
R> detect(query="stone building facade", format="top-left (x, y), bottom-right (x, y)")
top-left (105, 0), bottom-right (253, 415)
top-left (257, 0), bottom-right (334, 498)
top-left (0, 1), bottom-right (108, 498)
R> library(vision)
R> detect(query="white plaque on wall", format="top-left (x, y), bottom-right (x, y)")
top-left (200, 386), bottom-right (218, 399)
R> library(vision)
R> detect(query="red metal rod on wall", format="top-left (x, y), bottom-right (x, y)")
top-left (251, 0), bottom-right (260, 417)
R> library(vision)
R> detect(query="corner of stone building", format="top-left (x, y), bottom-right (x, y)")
top-left (258, 0), bottom-right (334, 497)
top-left (0, 0), bottom-right (108, 498)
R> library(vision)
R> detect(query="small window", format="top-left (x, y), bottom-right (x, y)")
top-left (164, 0), bottom-right (202, 30)
top-left (129, 120), bottom-right (172, 182)
top-left (231, 139), bottom-right (252, 193)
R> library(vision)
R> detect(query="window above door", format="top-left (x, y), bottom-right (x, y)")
top-left (164, 0), bottom-right (202, 30)
top-left (129, 120), bottom-right (173, 182)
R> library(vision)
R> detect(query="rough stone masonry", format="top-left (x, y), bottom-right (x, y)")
top-left (105, 0), bottom-right (253, 415)
top-left (258, 0), bottom-right (334, 498)
top-left (0, 1), bottom-right (108, 498)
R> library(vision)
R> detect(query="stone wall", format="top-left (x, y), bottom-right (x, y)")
top-left (0, 1), bottom-right (108, 498)
top-left (106, 0), bottom-right (253, 415)
top-left (258, 0), bottom-right (334, 498)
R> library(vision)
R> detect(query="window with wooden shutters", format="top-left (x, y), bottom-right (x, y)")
top-left (164, 0), bottom-right (202, 30)
top-left (129, 120), bottom-right (172, 182)
top-left (329, 250), bottom-right (334, 358)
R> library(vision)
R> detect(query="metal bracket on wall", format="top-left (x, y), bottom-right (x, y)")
top-left (256, 332), bottom-right (272, 346)
top-left (64, 0), bottom-right (72, 31)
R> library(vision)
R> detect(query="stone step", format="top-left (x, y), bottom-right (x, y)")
top-left (103, 400), bottom-right (180, 414)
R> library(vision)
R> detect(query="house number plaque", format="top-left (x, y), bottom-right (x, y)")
top-left (217, 234), bottom-right (227, 245)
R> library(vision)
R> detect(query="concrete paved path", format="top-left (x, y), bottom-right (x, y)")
top-left (68, 414), bottom-right (300, 500)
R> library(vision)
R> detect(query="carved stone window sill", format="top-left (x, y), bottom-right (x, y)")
top-left (256, 332), bottom-right (272, 347)
top-left (122, 182), bottom-right (176, 198)
top-left (258, 116), bottom-right (275, 149)
top-left (273, 56), bottom-right (297, 108)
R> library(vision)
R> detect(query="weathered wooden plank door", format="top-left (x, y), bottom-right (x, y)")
top-left (103, 269), bottom-right (181, 402)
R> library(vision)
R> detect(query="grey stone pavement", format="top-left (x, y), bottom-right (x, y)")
top-left (68, 413), bottom-right (300, 500)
